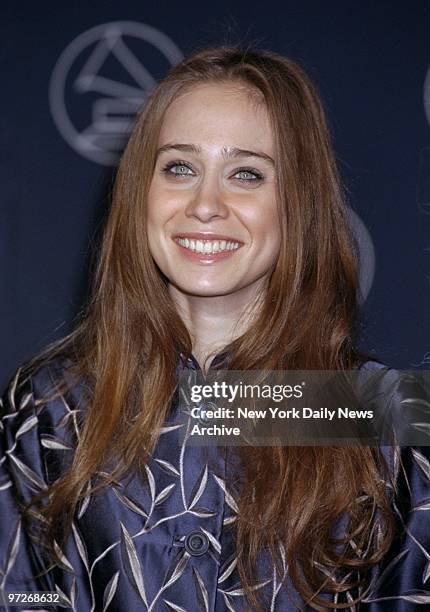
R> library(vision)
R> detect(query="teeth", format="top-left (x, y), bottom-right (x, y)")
top-left (177, 238), bottom-right (240, 254)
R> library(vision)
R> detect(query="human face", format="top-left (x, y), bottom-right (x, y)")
top-left (147, 82), bottom-right (281, 302)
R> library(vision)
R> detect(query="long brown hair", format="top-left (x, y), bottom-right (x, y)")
top-left (21, 46), bottom-right (396, 610)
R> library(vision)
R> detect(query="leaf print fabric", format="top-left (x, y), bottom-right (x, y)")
top-left (0, 356), bottom-right (430, 611)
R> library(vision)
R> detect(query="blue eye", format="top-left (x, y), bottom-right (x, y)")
top-left (162, 162), bottom-right (194, 177)
top-left (234, 168), bottom-right (263, 182)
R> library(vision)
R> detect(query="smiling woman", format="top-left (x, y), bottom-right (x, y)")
top-left (1, 46), bottom-right (430, 612)
top-left (147, 82), bottom-right (281, 365)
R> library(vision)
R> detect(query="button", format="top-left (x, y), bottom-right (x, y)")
top-left (198, 403), bottom-right (212, 424)
top-left (184, 530), bottom-right (209, 556)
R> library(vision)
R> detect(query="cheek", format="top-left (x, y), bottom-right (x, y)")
top-left (146, 188), bottom-right (167, 260)
top-left (147, 184), bottom-right (184, 231)
top-left (244, 196), bottom-right (281, 247)
top-left (255, 206), bottom-right (281, 263)
top-left (146, 184), bottom-right (159, 229)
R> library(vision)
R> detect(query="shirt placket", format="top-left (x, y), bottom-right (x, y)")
top-left (171, 352), bottom-right (229, 611)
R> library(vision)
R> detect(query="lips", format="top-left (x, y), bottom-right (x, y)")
top-left (172, 232), bottom-right (243, 261)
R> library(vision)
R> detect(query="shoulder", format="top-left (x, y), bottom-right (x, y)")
top-left (355, 359), bottom-right (430, 479)
top-left (356, 359), bottom-right (429, 416)
top-left (1, 357), bottom-right (88, 482)
top-left (1, 356), bottom-right (86, 414)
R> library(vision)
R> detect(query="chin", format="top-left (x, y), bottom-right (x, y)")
top-left (185, 287), bottom-right (231, 297)
top-left (173, 282), bottom-right (235, 298)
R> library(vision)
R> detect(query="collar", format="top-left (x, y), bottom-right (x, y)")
top-left (178, 350), bottom-right (230, 371)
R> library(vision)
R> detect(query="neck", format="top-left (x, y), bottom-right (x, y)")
top-left (168, 281), bottom-right (265, 371)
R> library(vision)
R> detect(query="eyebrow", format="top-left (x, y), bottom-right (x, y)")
top-left (156, 143), bottom-right (275, 166)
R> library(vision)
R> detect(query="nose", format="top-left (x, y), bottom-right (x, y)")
top-left (184, 175), bottom-right (229, 222)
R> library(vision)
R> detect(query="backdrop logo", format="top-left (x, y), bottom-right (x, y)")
top-left (421, 66), bottom-right (430, 214)
top-left (347, 208), bottom-right (376, 303)
top-left (49, 21), bottom-right (183, 166)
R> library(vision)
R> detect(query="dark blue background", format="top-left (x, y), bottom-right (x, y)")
top-left (2, 0), bottom-right (430, 388)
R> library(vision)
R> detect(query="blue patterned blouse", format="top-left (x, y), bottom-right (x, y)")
top-left (1, 355), bottom-right (430, 611)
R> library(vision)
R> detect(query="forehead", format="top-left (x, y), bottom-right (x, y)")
top-left (158, 82), bottom-right (274, 153)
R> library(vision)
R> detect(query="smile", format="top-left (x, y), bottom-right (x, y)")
top-left (174, 237), bottom-right (241, 254)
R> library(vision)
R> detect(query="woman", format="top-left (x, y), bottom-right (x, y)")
top-left (1, 46), bottom-right (429, 611)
